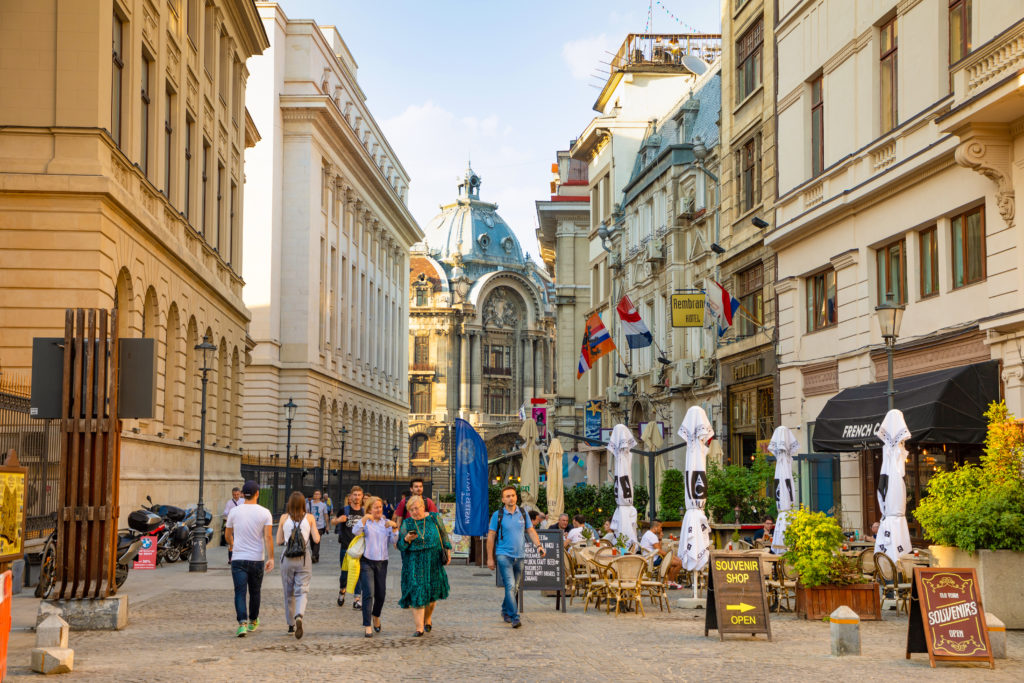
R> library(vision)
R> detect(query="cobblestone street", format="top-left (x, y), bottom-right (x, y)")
top-left (5, 535), bottom-right (1023, 681)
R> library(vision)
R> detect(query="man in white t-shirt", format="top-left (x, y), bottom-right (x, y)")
top-left (640, 520), bottom-right (683, 587)
top-left (224, 480), bottom-right (274, 637)
top-left (565, 515), bottom-right (587, 546)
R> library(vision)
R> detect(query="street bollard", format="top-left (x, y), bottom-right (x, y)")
top-left (31, 615), bottom-right (74, 674)
top-left (986, 613), bottom-right (1006, 659)
top-left (829, 605), bottom-right (860, 656)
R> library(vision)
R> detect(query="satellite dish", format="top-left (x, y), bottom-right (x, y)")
top-left (681, 55), bottom-right (708, 75)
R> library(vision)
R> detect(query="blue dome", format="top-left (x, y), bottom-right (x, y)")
top-left (423, 165), bottom-right (525, 267)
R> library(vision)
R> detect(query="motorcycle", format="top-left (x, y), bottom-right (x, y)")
top-left (116, 508), bottom-right (166, 587)
top-left (145, 496), bottom-right (188, 563)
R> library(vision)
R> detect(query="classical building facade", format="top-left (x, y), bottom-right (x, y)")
top-left (0, 0), bottom-right (268, 527)
top-left (242, 4), bottom-right (422, 480)
top-left (408, 167), bottom-right (555, 478)
top-left (769, 1), bottom-right (1024, 534)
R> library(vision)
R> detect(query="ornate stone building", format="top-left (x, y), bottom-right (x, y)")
top-left (408, 167), bottom-right (556, 475)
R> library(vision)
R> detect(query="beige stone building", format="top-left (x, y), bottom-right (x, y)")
top-left (242, 3), bottom-right (422, 485)
top-left (0, 0), bottom-right (268, 527)
top-left (769, 1), bottom-right (1024, 535)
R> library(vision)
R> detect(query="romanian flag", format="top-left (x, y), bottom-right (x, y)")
top-left (577, 313), bottom-right (616, 379)
top-left (615, 295), bottom-right (653, 349)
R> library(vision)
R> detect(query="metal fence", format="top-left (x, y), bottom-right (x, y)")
top-left (0, 374), bottom-right (60, 548)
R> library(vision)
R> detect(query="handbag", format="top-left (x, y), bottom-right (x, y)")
top-left (346, 532), bottom-right (365, 559)
top-left (431, 514), bottom-right (450, 566)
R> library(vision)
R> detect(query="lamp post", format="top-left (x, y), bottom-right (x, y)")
top-left (189, 334), bottom-right (217, 573)
top-left (875, 292), bottom-right (906, 411)
top-left (392, 445), bottom-right (399, 502)
top-left (337, 426), bottom-right (347, 504)
top-left (284, 397), bottom-right (297, 499)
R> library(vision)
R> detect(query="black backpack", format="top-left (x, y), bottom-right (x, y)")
top-left (284, 520), bottom-right (307, 559)
top-left (496, 506), bottom-right (528, 543)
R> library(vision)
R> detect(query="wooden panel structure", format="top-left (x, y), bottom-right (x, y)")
top-left (55, 309), bottom-right (120, 599)
top-left (796, 582), bottom-right (882, 621)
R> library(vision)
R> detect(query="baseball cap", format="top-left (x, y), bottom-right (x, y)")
top-left (241, 480), bottom-right (259, 496)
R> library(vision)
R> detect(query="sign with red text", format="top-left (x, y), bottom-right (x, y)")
top-left (133, 535), bottom-right (158, 570)
top-left (906, 568), bottom-right (993, 668)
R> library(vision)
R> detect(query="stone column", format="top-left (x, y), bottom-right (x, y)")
top-left (533, 337), bottom-right (542, 397)
top-left (523, 334), bottom-right (535, 402)
top-left (470, 331), bottom-right (482, 413)
top-left (459, 331), bottom-right (470, 415)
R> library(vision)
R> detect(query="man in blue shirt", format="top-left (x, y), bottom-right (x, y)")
top-left (486, 486), bottom-right (545, 628)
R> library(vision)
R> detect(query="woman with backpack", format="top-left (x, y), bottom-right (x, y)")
top-left (351, 496), bottom-right (398, 637)
top-left (275, 491), bottom-right (320, 639)
top-left (331, 486), bottom-right (365, 608)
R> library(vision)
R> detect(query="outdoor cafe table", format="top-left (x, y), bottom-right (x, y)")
top-left (899, 553), bottom-right (930, 580)
top-left (847, 540), bottom-right (875, 550)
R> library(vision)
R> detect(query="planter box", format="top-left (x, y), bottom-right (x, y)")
top-left (930, 545), bottom-right (1024, 629)
top-left (795, 583), bottom-right (881, 621)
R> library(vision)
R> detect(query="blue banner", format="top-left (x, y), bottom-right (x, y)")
top-left (585, 400), bottom-right (603, 441)
top-left (454, 418), bottom-right (489, 536)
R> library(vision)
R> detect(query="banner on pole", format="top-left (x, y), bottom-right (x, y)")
top-left (584, 400), bottom-right (603, 442)
top-left (454, 418), bottom-right (489, 536)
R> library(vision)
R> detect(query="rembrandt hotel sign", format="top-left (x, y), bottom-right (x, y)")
top-left (671, 293), bottom-right (705, 328)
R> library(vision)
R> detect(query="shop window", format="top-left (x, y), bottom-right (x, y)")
top-left (919, 227), bottom-right (939, 298)
top-left (876, 238), bottom-right (907, 305)
top-left (736, 17), bottom-right (763, 103)
top-left (951, 206), bottom-right (985, 288)
top-left (736, 262), bottom-right (763, 337)
top-left (806, 268), bottom-right (837, 332)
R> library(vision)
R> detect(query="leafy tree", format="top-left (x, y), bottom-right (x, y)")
top-left (706, 452), bottom-right (776, 523)
top-left (658, 469), bottom-right (686, 521)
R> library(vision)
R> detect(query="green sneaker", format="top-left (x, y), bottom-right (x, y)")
top-left (247, 618), bottom-right (259, 632)
top-left (236, 623), bottom-right (247, 638)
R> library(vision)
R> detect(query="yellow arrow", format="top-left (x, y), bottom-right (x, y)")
top-left (726, 602), bottom-right (755, 613)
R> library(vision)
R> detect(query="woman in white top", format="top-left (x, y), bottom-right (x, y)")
top-left (275, 491), bottom-right (320, 639)
top-left (352, 496), bottom-right (398, 638)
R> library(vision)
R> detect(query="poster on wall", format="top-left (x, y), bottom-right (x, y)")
top-left (531, 407), bottom-right (548, 440)
top-left (0, 462), bottom-right (27, 563)
top-left (584, 400), bottom-right (603, 442)
top-left (437, 502), bottom-right (471, 559)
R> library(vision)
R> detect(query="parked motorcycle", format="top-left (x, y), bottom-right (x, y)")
top-left (145, 496), bottom-right (188, 563)
top-left (116, 508), bottom-right (165, 587)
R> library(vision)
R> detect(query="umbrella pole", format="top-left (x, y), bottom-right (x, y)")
top-left (692, 571), bottom-right (698, 599)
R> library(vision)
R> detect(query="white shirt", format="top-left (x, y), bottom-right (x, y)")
top-left (566, 526), bottom-right (585, 544)
top-left (640, 530), bottom-right (661, 554)
top-left (223, 497), bottom-right (243, 518)
top-left (280, 515), bottom-right (311, 561)
top-left (226, 503), bottom-right (273, 562)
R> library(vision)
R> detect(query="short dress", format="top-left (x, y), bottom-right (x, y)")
top-left (397, 512), bottom-right (451, 608)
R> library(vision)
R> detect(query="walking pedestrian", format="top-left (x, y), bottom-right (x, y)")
top-left (222, 487), bottom-right (243, 558)
top-left (224, 480), bottom-right (274, 637)
top-left (352, 496), bottom-right (398, 638)
top-left (331, 485), bottom-right (365, 608)
top-left (392, 478), bottom-right (437, 522)
top-left (276, 491), bottom-right (320, 639)
top-left (305, 490), bottom-right (329, 563)
top-left (397, 495), bottom-right (451, 637)
top-left (486, 485), bottom-right (545, 628)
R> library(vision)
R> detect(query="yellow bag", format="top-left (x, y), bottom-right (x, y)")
top-left (341, 533), bottom-right (363, 594)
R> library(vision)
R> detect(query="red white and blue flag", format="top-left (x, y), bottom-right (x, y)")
top-left (615, 295), bottom-right (653, 350)
top-left (577, 313), bottom-right (616, 379)
top-left (705, 279), bottom-right (740, 337)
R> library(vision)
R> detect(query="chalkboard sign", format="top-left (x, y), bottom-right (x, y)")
top-left (907, 567), bottom-right (994, 668)
top-left (495, 528), bottom-right (564, 591)
top-left (704, 551), bottom-right (772, 641)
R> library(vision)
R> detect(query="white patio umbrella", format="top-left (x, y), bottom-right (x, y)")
top-left (640, 420), bottom-right (664, 511)
top-left (518, 418), bottom-right (540, 509)
top-left (546, 437), bottom-right (565, 521)
top-left (607, 424), bottom-right (638, 545)
top-left (676, 406), bottom-right (713, 581)
top-left (874, 409), bottom-right (913, 565)
top-left (767, 426), bottom-right (799, 554)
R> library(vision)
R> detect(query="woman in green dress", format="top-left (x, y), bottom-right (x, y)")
top-left (397, 495), bottom-right (451, 636)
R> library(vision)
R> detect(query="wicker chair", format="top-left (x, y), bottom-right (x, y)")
top-left (582, 551), bottom-right (614, 613)
top-left (857, 547), bottom-right (876, 580)
top-left (566, 548), bottom-right (593, 604)
top-left (765, 556), bottom-right (798, 612)
top-left (639, 553), bottom-right (673, 612)
top-left (874, 552), bottom-right (911, 614)
top-left (607, 555), bottom-right (648, 616)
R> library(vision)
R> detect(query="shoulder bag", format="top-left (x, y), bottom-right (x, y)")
top-left (346, 532), bottom-right (365, 559)
top-left (431, 513), bottom-right (450, 566)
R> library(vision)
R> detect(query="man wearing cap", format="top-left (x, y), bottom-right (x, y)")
top-left (224, 480), bottom-right (274, 637)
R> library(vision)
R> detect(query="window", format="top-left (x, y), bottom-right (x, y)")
top-left (736, 263), bottom-right (763, 337)
top-left (951, 206), bottom-right (985, 288)
top-left (216, 162), bottom-right (224, 251)
top-left (483, 345), bottom-right (511, 373)
top-left (876, 238), bottom-right (907, 305)
top-left (806, 269), bottom-right (837, 332)
top-left (949, 0), bottom-right (971, 65)
top-left (919, 227), bottom-right (939, 298)
top-left (411, 383), bottom-right (431, 414)
top-left (736, 134), bottom-right (761, 214)
top-left (111, 12), bottom-right (125, 147)
top-left (201, 139), bottom-right (210, 235)
top-left (186, 0), bottom-right (198, 46)
top-left (484, 387), bottom-right (511, 416)
top-left (880, 17), bottom-right (898, 134)
top-left (219, 31), bottom-right (230, 101)
top-left (413, 336), bottom-right (429, 365)
top-left (810, 76), bottom-right (824, 177)
top-left (203, 5), bottom-right (215, 74)
top-left (736, 18), bottom-right (763, 103)
top-left (415, 288), bottom-right (426, 306)
top-left (184, 115), bottom-right (194, 222)
top-left (164, 85), bottom-right (174, 197)
top-left (140, 54), bottom-right (152, 176)
top-left (228, 180), bottom-right (236, 264)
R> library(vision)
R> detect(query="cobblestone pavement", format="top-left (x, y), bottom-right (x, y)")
top-left (6, 535), bottom-right (1024, 681)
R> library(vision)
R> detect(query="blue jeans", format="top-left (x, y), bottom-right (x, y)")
top-left (496, 554), bottom-right (523, 621)
top-left (231, 560), bottom-right (264, 623)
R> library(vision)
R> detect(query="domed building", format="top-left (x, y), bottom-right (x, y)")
top-left (408, 166), bottom-right (556, 486)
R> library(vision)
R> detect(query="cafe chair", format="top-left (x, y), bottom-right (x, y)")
top-left (607, 555), bottom-right (647, 617)
top-left (856, 547), bottom-right (876, 581)
top-left (639, 554), bottom-right (673, 613)
top-left (582, 553), bottom-right (613, 613)
top-left (765, 556), bottom-right (798, 613)
top-left (873, 552), bottom-right (911, 614)
top-left (565, 549), bottom-right (591, 604)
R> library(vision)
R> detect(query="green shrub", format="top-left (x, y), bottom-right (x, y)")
top-left (706, 453), bottom-right (776, 523)
top-left (658, 469), bottom-right (686, 521)
top-left (438, 493), bottom-right (456, 503)
top-left (782, 507), bottom-right (864, 587)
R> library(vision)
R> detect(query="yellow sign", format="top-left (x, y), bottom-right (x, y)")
top-left (727, 602), bottom-right (755, 613)
top-left (0, 469), bottom-right (26, 561)
top-left (671, 293), bottom-right (705, 328)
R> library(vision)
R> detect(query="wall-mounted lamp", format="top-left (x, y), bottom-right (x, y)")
top-left (751, 216), bottom-right (770, 229)
top-left (710, 243), bottom-right (726, 255)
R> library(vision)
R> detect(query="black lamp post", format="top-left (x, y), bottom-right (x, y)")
top-left (875, 292), bottom-right (905, 411)
top-left (392, 445), bottom-right (399, 502)
top-left (189, 334), bottom-right (216, 573)
top-left (338, 426), bottom-right (347, 502)
top-left (284, 397), bottom-right (297, 497)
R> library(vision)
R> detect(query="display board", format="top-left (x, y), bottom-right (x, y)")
top-left (495, 528), bottom-right (566, 612)
top-left (704, 551), bottom-right (772, 641)
top-left (437, 502), bottom-right (471, 560)
top-left (0, 455), bottom-right (27, 563)
top-left (906, 567), bottom-right (994, 668)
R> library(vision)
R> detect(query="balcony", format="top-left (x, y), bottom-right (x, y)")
top-left (410, 362), bottom-right (435, 375)
top-left (483, 366), bottom-right (512, 377)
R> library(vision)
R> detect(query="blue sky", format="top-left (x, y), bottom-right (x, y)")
top-left (277, 1), bottom-right (723, 260)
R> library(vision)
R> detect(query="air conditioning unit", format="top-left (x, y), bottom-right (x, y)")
top-left (645, 239), bottom-right (664, 263)
top-left (695, 358), bottom-right (715, 379)
top-left (606, 385), bottom-right (621, 405)
top-left (675, 361), bottom-right (696, 386)
top-left (677, 196), bottom-right (696, 219)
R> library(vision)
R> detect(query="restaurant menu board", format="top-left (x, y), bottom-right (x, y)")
top-left (437, 503), bottom-right (470, 559)
top-left (906, 568), bottom-right (994, 668)
top-left (704, 551), bottom-right (772, 641)
top-left (495, 528), bottom-right (564, 592)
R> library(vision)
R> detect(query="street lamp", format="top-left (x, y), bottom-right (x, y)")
top-left (337, 426), bottom-right (347, 503)
top-left (189, 334), bottom-right (217, 573)
top-left (875, 291), bottom-right (905, 411)
top-left (284, 397), bottom-right (297, 498)
top-left (392, 445), bottom-right (399, 501)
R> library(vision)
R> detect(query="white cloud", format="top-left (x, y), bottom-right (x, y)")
top-left (561, 33), bottom-right (610, 82)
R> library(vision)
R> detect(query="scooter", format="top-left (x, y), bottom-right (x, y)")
top-left (115, 508), bottom-right (165, 588)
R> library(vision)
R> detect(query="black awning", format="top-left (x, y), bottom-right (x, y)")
top-left (811, 360), bottom-right (999, 452)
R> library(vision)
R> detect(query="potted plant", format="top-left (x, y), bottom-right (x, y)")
top-left (915, 401), bottom-right (1024, 627)
top-left (784, 507), bottom-right (880, 621)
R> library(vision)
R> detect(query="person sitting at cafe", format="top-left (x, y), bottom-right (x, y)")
top-left (863, 521), bottom-right (880, 542)
top-left (600, 520), bottom-right (617, 544)
top-left (640, 520), bottom-right (683, 587)
top-left (528, 510), bottom-right (547, 529)
top-left (565, 515), bottom-right (587, 546)
top-left (752, 516), bottom-right (775, 544)
top-left (549, 513), bottom-right (570, 537)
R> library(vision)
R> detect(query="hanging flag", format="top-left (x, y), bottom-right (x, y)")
top-left (577, 313), bottom-right (616, 378)
top-left (704, 279), bottom-right (740, 337)
top-left (454, 418), bottom-right (489, 536)
top-left (615, 295), bottom-right (654, 349)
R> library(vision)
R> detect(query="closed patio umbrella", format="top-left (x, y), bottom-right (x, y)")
top-left (874, 409), bottom-right (913, 565)
top-left (518, 418), bottom-right (540, 509)
top-left (607, 424), bottom-right (638, 545)
top-left (640, 420), bottom-right (664, 511)
top-left (767, 426), bottom-right (799, 553)
top-left (546, 437), bottom-right (565, 521)
top-left (676, 406), bottom-right (713, 574)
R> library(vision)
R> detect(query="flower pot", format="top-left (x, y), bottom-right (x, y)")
top-left (795, 582), bottom-right (881, 621)
top-left (930, 545), bottom-right (1024, 629)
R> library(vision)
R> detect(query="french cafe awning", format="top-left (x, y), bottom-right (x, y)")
top-left (811, 361), bottom-right (999, 452)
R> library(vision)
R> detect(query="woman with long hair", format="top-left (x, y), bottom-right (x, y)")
top-left (275, 491), bottom-right (320, 638)
top-left (352, 496), bottom-right (398, 637)
top-left (397, 495), bottom-right (451, 637)
top-left (331, 485), bottom-right (365, 608)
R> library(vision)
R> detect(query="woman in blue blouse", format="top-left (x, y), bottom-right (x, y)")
top-left (352, 496), bottom-right (398, 638)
